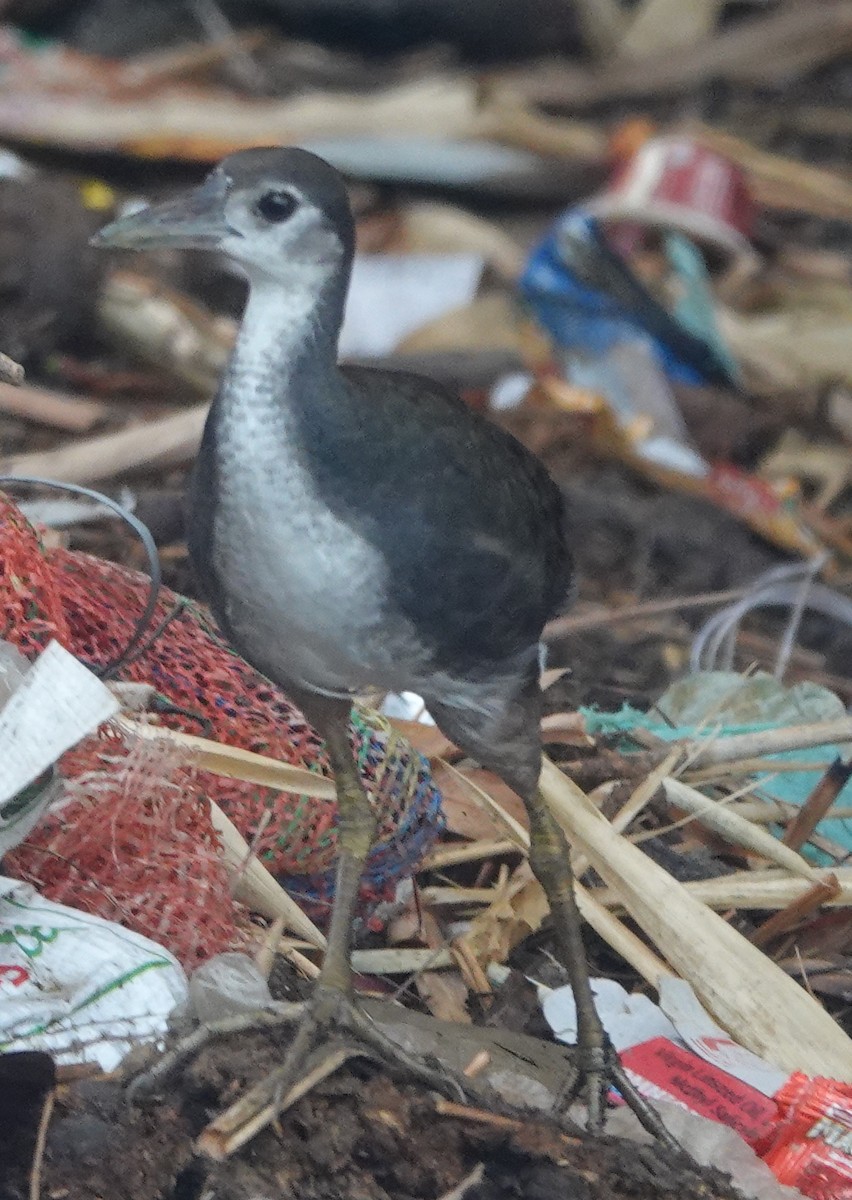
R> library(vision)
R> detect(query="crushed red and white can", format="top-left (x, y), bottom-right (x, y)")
top-left (586, 134), bottom-right (756, 268)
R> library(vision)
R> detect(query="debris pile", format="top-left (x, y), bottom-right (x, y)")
top-left (6, 1), bottom-right (852, 1196)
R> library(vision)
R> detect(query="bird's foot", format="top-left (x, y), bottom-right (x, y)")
top-left (274, 983), bottom-right (470, 1106)
top-left (561, 1034), bottom-right (683, 1156)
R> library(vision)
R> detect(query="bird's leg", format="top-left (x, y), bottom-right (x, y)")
top-left (274, 708), bottom-right (467, 1100)
top-left (524, 788), bottom-right (680, 1152)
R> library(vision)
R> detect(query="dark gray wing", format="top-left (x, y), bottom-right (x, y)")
top-left (298, 363), bottom-right (575, 673)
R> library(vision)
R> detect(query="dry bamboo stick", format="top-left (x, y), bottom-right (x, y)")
top-left (198, 1046), bottom-right (355, 1159)
top-left (436, 759), bottom-right (528, 848)
top-left (453, 762), bottom-right (674, 987)
top-left (117, 716), bottom-right (336, 797)
top-left (679, 869), bottom-right (852, 910)
top-left (539, 757), bottom-right (852, 1079)
top-left (0, 404), bottom-right (208, 485)
top-left (352, 947), bottom-right (455, 974)
top-left (420, 839), bottom-right (520, 869)
top-left (686, 719), bottom-right (852, 768)
top-left (544, 587), bottom-right (751, 639)
top-left (420, 886), bottom-right (495, 906)
top-left (750, 876), bottom-right (841, 948)
top-left (570, 750), bottom-right (678, 881)
top-left (0, 381), bottom-right (110, 432)
top-left (730, 800), bottom-right (852, 823)
top-left (575, 882), bottom-right (674, 988)
top-left (209, 800), bottom-right (325, 948)
top-left (662, 777), bottom-right (822, 880)
top-left (685, 757), bottom-right (833, 783)
top-left (783, 759), bottom-right (852, 850)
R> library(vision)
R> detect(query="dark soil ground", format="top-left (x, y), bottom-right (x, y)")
top-left (4, 1024), bottom-right (748, 1200)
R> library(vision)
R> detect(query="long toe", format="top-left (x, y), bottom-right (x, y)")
top-left (561, 1033), bottom-right (682, 1156)
top-left (609, 1059), bottom-right (683, 1156)
top-left (280, 985), bottom-right (470, 1105)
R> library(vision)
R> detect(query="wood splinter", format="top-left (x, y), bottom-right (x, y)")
top-left (196, 1045), bottom-right (357, 1160)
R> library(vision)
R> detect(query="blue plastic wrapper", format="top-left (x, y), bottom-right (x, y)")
top-left (519, 210), bottom-right (736, 389)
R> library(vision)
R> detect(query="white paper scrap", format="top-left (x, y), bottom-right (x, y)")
top-left (0, 639), bottom-right (119, 806)
top-left (658, 977), bottom-right (789, 1097)
top-left (0, 877), bottom-right (188, 1071)
top-left (543, 977), bottom-right (679, 1052)
top-left (338, 253), bottom-right (483, 358)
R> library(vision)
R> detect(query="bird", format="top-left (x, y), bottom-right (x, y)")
top-left (93, 147), bottom-right (671, 1144)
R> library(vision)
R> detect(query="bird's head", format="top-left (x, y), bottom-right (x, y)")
top-left (92, 147), bottom-right (355, 286)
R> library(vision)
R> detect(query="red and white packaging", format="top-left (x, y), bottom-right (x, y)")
top-left (762, 1073), bottom-right (852, 1199)
top-left (619, 1037), bottom-right (779, 1146)
top-left (586, 135), bottom-right (756, 268)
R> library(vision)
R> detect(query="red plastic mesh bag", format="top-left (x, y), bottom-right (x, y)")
top-left (18, 731), bottom-right (242, 966)
top-left (0, 498), bottom-right (69, 652)
top-left (0, 492), bottom-right (443, 964)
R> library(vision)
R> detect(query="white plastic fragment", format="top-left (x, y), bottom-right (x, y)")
top-left (542, 976), bottom-right (678, 1051)
top-left (190, 951), bottom-right (276, 1023)
top-left (0, 639), bottom-right (120, 855)
top-left (0, 877), bottom-right (187, 1071)
top-left (658, 977), bottom-right (789, 1097)
top-left (0, 639), bottom-right (119, 806)
top-left (380, 690), bottom-right (435, 724)
top-left (338, 253), bottom-right (484, 357)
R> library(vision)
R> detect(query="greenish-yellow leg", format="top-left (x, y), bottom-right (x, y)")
top-left (525, 789), bottom-right (680, 1151)
top-left (277, 708), bottom-right (465, 1099)
top-left (317, 718), bottom-right (377, 992)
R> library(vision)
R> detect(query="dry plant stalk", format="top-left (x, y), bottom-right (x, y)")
top-left (684, 718), bottom-right (852, 767)
top-left (695, 123), bottom-right (852, 222)
top-left (749, 876), bottom-right (841, 949)
top-left (0, 381), bottom-right (109, 432)
top-left (661, 777), bottom-right (822, 879)
top-left (453, 765), bottom-right (673, 987)
top-left (97, 270), bottom-right (233, 393)
top-left (197, 1046), bottom-right (356, 1160)
top-left (539, 757), bottom-right (852, 1079)
top-left (209, 801), bottom-right (325, 949)
top-left (783, 758), bottom-right (852, 850)
top-left (421, 838), bottom-right (520, 869)
top-left (680, 869), bottom-right (852, 910)
top-left (619, 0), bottom-right (725, 59)
top-left (0, 404), bottom-right (208, 485)
top-left (118, 716), bottom-right (336, 798)
top-left (0, 351), bottom-right (24, 386)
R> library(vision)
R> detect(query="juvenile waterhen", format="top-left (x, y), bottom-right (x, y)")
top-left (94, 148), bottom-right (670, 1143)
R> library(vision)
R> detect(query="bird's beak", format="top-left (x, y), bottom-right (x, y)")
top-left (91, 174), bottom-right (235, 251)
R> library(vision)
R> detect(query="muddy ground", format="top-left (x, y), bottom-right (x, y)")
top-left (4, 1022), bottom-right (748, 1200)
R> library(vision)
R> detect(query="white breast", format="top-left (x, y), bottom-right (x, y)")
top-left (213, 408), bottom-right (397, 695)
top-left (208, 281), bottom-right (409, 695)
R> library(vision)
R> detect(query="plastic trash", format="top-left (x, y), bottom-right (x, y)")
top-left (608, 1102), bottom-right (804, 1200)
top-left (0, 637), bottom-right (28, 703)
top-left (521, 208), bottom-right (737, 389)
top-left (189, 951), bottom-right (278, 1023)
top-left (585, 135), bottom-right (756, 270)
top-left (543, 976), bottom-right (678, 1051)
top-left (0, 876), bottom-right (187, 1070)
top-left (763, 1073), bottom-right (852, 1199)
top-left (519, 206), bottom-right (740, 480)
top-left (582, 668), bottom-right (852, 861)
top-left (0, 638), bottom-right (118, 857)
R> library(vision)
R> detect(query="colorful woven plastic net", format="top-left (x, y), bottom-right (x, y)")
top-left (0, 492), bottom-right (443, 966)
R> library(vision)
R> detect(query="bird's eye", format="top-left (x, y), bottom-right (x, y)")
top-left (255, 189), bottom-right (298, 223)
